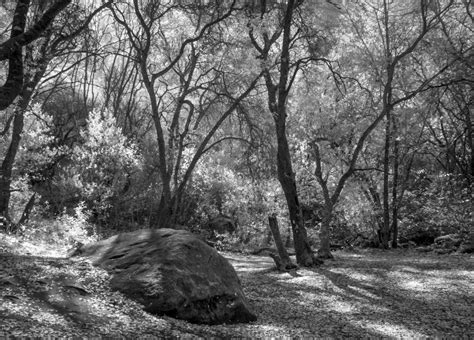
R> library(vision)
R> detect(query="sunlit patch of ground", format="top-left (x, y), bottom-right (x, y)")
top-left (1, 237), bottom-right (472, 338)
top-left (0, 233), bottom-right (69, 258)
top-left (224, 249), bottom-right (473, 338)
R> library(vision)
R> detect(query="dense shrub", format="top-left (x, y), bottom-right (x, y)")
top-left (182, 154), bottom-right (288, 251)
top-left (21, 202), bottom-right (97, 247)
top-left (43, 109), bottom-right (144, 229)
top-left (399, 172), bottom-right (472, 245)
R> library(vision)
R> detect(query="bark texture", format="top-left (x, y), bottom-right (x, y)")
top-left (267, 215), bottom-right (296, 270)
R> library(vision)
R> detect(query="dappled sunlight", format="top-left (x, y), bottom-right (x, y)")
top-left (278, 272), bottom-right (327, 287)
top-left (231, 261), bottom-right (273, 273)
top-left (345, 284), bottom-right (380, 300)
top-left (337, 270), bottom-right (380, 283)
top-left (395, 265), bottom-right (424, 273)
top-left (227, 251), bottom-right (473, 337)
top-left (353, 320), bottom-right (425, 338)
top-left (0, 233), bottom-right (69, 258)
top-left (0, 0), bottom-right (470, 337)
top-left (389, 268), bottom-right (474, 299)
top-left (295, 290), bottom-right (423, 337)
top-left (223, 253), bottom-right (274, 274)
top-left (1, 244), bottom-right (472, 338)
top-left (28, 310), bottom-right (69, 328)
top-left (398, 279), bottom-right (428, 292)
top-left (322, 298), bottom-right (360, 314)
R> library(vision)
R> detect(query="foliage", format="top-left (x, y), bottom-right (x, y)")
top-left (56, 109), bottom-right (143, 225)
top-left (0, 0), bottom-right (470, 254)
top-left (399, 172), bottom-right (473, 244)
top-left (8, 105), bottom-right (67, 222)
top-left (182, 151), bottom-right (287, 250)
top-left (21, 201), bottom-right (97, 247)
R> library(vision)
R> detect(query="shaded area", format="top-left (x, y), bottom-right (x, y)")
top-left (226, 249), bottom-right (474, 338)
top-left (0, 253), bottom-right (199, 338)
top-left (0, 248), bottom-right (472, 338)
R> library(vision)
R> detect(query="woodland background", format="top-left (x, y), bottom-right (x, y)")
top-left (0, 0), bottom-right (472, 262)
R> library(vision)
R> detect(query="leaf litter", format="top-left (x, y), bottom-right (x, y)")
top-left (0, 239), bottom-right (472, 338)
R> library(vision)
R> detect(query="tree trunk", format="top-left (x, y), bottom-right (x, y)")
top-left (381, 105), bottom-right (391, 249)
top-left (275, 120), bottom-right (315, 266)
top-left (380, 0), bottom-right (394, 250)
top-left (318, 204), bottom-right (334, 259)
top-left (0, 0), bottom-right (72, 110)
top-left (0, 105), bottom-right (26, 218)
top-left (465, 102), bottom-right (474, 184)
top-left (0, 0), bottom-right (27, 111)
top-left (267, 214), bottom-right (295, 271)
top-left (0, 27), bottom-right (51, 220)
top-left (17, 193), bottom-right (36, 228)
top-left (365, 183), bottom-right (384, 245)
top-left (391, 114), bottom-right (399, 248)
top-left (153, 195), bottom-right (173, 228)
top-left (269, 0), bottom-right (314, 267)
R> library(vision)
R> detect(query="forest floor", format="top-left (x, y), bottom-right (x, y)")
top-left (0, 234), bottom-right (473, 338)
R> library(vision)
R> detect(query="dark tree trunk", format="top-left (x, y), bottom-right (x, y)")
top-left (17, 193), bottom-right (36, 227)
top-left (274, 120), bottom-right (315, 266)
top-left (0, 27), bottom-right (55, 220)
top-left (465, 102), bottom-right (474, 184)
top-left (368, 186), bottom-right (384, 246)
top-left (381, 110), bottom-right (391, 249)
top-left (259, 0), bottom-right (315, 266)
top-left (0, 0), bottom-right (72, 110)
top-left (317, 204), bottom-right (334, 259)
top-left (0, 104), bottom-right (26, 218)
top-left (391, 115), bottom-right (399, 248)
top-left (0, 0), bottom-right (28, 111)
top-left (153, 195), bottom-right (173, 228)
top-left (267, 214), bottom-right (295, 271)
top-left (380, 0), bottom-right (395, 250)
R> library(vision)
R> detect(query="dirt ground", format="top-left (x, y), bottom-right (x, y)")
top-left (0, 241), bottom-right (473, 338)
top-left (226, 249), bottom-right (473, 338)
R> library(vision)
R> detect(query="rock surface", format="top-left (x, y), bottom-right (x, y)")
top-left (71, 228), bottom-right (257, 325)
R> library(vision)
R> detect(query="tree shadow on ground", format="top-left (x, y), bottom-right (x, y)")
top-left (229, 251), bottom-right (473, 338)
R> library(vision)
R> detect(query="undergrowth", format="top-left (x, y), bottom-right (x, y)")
top-left (0, 202), bottom-right (98, 257)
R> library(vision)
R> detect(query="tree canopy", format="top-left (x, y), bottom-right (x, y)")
top-left (0, 0), bottom-right (472, 263)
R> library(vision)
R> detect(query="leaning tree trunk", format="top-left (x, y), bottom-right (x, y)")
top-left (0, 0), bottom-right (29, 216)
top-left (0, 26), bottom-right (52, 220)
top-left (267, 214), bottom-right (296, 271)
top-left (0, 101), bottom-right (26, 218)
top-left (269, 0), bottom-right (314, 267)
top-left (275, 120), bottom-right (315, 266)
top-left (0, 79), bottom-right (40, 219)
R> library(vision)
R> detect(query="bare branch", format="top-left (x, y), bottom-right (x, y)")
top-left (0, 0), bottom-right (72, 61)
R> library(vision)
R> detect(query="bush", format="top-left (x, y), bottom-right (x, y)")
top-left (47, 109), bottom-right (143, 229)
top-left (399, 172), bottom-right (472, 245)
top-left (22, 202), bottom-right (98, 247)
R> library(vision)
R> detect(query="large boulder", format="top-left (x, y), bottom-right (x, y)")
top-left (71, 228), bottom-right (257, 325)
